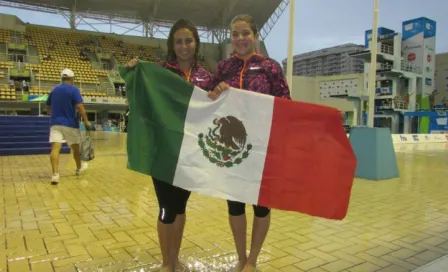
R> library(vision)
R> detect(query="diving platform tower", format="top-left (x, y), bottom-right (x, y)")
top-left (349, 17), bottom-right (436, 133)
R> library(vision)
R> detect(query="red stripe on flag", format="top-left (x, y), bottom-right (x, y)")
top-left (257, 98), bottom-right (356, 220)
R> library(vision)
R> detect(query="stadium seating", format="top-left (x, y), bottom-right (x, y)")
top-left (0, 24), bottom-right (212, 102)
top-left (99, 36), bottom-right (161, 64)
top-left (99, 38), bottom-right (211, 70)
top-left (0, 28), bottom-right (10, 43)
top-left (25, 26), bottom-right (108, 85)
top-left (0, 84), bottom-right (16, 101)
top-left (0, 61), bottom-right (13, 69)
top-left (27, 85), bottom-right (106, 98)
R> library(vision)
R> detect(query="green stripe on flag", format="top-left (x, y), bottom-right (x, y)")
top-left (119, 61), bottom-right (195, 183)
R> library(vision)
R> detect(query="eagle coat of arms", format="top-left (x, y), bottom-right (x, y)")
top-left (198, 116), bottom-right (252, 167)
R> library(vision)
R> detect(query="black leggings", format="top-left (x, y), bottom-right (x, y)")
top-left (227, 200), bottom-right (270, 218)
top-left (153, 178), bottom-right (191, 224)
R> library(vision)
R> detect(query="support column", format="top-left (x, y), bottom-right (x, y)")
top-left (403, 116), bottom-right (411, 133)
top-left (348, 0), bottom-right (399, 181)
top-left (100, 110), bottom-right (109, 130)
top-left (148, 23), bottom-right (154, 38)
top-left (391, 115), bottom-right (400, 133)
top-left (392, 78), bottom-right (398, 96)
top-left (143, 22), bottom-right (154, 38)
top-left (144, 22), bottom-right (149, 38)
top-left (403, 76), bottom-right (416, 133)
top-left (348, 98), bottom-right (363, 126)
top-left (409, 77), bottom-right (417, 110)
top-left (366, 0), bottom-right (379, 128)
top-left (70, 8), bottom-right (76, 29)
top-left (286, 0), bottom-right (296, 89)
top-left (353, 106), bottom-right (358, 126)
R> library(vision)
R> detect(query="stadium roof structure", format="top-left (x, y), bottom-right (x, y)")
top-left (0, 0), bottom-right (290, 42)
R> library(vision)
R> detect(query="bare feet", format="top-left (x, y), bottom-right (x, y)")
top-left (241, 263), bottom-right (257, 272)
top-left (230, 260), bottom-right (246, 272)
top-left (174, 260), bottom-right (188, 271)
top-left (160, 265), bottom-right (173, 272)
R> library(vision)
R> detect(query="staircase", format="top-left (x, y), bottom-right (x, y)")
top-left (0, 116), bottom-right (70, 156)
top-left (27, 45), bottom-right (40, 64)
top-left (99, 75), bottom-right (115, 95)
top-left (86, 51), bottom-right (99, 63)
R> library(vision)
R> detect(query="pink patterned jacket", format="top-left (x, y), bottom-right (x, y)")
top-left (159, 60), bottom-right (214, 91)
top-left (213, 53), bottom-right (291, 99)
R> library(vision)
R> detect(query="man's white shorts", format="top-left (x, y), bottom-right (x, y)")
top-left (49, 125), bottom-right (81, 146)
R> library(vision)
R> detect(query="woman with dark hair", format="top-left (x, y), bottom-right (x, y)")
top-left (209, 14), bottom-right (291, 272)
top-left (125, 19), bottom-right (213, 272)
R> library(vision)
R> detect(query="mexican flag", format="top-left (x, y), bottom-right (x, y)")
top-left (119, 62), bottom-right (356, 220)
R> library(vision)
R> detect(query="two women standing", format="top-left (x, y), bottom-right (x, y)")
top-left (124, 14), bottom-right (291, 272)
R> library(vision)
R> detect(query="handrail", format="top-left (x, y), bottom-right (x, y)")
top-left (401, 61), bottom-right (421, 74)
top-left (380, 44), bottom-right (394, 55)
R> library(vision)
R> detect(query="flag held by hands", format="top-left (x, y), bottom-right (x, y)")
top-left (119, 62), bottom-right (357, 220)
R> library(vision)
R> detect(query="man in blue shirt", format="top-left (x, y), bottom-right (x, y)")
top-left (46, 68), bottom-right (92, 184)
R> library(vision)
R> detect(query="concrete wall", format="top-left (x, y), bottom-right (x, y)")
top-left (0, 13), bottom-right (26, 32)
top-left (291, 73), bottom-right (364, 112)
top-left (290, 76), bottom-right (316, 102)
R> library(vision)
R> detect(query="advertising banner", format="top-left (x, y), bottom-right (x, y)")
top-left (391, 133), bottom-right (448, 143)
top-left (402, 18), bottom-right (436, 96)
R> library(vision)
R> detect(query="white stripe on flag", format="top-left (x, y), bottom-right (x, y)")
top-left (173, 87), bottom-right (275, 204)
